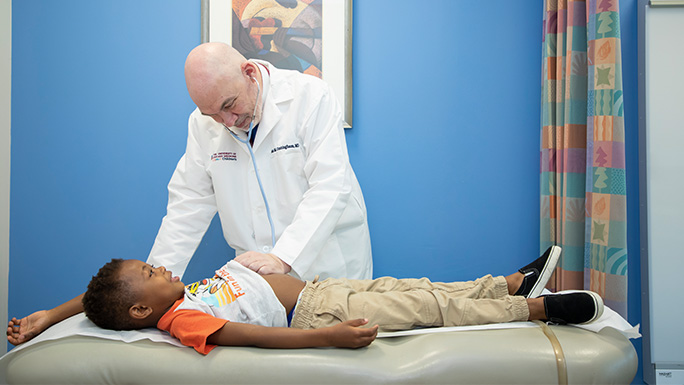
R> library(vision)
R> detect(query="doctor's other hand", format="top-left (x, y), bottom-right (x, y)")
top-left (235, 251), bottom-right (292, 275)
top-left (7, 311), bottom-right (52, 345)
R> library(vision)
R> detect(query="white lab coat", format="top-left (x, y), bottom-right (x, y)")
top-left (147, 61), bottom-right (372, 281)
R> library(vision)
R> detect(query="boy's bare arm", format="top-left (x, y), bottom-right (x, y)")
top-left (7, 293), bottom-right (85, 345)
top-left (207, 318), bottom-right (379, 349)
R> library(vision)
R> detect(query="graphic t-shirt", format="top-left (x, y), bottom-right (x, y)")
top-left (157, 261), bottom-right (287, 354)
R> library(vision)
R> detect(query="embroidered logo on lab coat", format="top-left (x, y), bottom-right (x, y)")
top-left (211, 152), bottom-right (237, 161)
top-left (271, 143), bottom-right (300, 154)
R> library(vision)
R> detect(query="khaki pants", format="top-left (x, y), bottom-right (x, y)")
top-left (290, 275), bottom-right (529, 332)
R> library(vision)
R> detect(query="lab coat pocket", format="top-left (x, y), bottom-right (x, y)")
top-left (269, 149), bottom-right (307, 207)
top-left (335, 194), bottom-right (365, 230)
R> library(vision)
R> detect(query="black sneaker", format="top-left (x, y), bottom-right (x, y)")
top-left (514, 246), bottom-right (561, 298)
top-left (542, 290), bottom-right (604, 325)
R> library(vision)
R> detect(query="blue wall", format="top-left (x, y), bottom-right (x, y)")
top-left (9, 0), bottom-right (643, 382)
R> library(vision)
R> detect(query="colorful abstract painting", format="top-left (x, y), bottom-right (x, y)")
top-left (231, 0), bottom-right (323, 79)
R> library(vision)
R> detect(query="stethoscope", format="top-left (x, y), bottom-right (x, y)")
top-left (223, 76), bottom-right (277, 249)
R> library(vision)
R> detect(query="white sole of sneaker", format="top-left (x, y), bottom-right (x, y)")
top-left (554, 289), bottom-right (605, 324)
top-left (528, 245), bottom-right (562, 298)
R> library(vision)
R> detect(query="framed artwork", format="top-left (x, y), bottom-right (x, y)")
top-left (201, 0), bottom-right (353, 128)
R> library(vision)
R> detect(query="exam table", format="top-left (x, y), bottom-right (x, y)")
top-left (1, 317), bottom-right (638, 384)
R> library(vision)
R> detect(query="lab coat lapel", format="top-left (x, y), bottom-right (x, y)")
top-left (251, 64), bottom-right (294, 151)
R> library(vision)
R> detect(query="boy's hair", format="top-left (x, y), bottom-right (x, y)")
top-left (82, 258), bottom-right (139, 331)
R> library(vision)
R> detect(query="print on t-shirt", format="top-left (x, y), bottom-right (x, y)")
top-left (185, 264), bottom-right (247, 307)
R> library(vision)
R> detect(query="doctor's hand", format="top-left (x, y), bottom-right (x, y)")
top-left (235, 252), bottom-right (292, 275)
top-left (6, 311), bottom-right (52, 345)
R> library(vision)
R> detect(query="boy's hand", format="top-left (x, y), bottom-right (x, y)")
top-left (326, 319), bottom-right (378, 348)
top-left (7, 311), bottom-right (52, 345)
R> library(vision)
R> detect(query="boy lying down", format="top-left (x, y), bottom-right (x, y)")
top-left (7, 246), bottom-right (603, 354)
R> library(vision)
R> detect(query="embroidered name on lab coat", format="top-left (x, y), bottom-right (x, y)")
top-left (211, 152), bottom-right (237, 161)
top-left (271, 143), bottom-right (300, 154)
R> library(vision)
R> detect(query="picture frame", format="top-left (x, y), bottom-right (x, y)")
top-left (201, 0), bottom-right (353, 128)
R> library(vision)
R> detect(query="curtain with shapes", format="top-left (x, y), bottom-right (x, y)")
top-left (540, 0), bottom-right (627, 318)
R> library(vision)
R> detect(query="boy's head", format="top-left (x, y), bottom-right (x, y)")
top-left (82, 259), bottom-right (185, 330)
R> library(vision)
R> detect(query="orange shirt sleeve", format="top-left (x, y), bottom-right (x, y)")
top-left (157, 299), bottom-right (229, 354)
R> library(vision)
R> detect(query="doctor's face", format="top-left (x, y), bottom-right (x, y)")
top-left (196, 75), bottom-right (261, 131)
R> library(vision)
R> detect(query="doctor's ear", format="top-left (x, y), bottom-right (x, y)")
top-left (129, 304), bottom-right (153, 320)
top-left (242, 61), bottom-right (259, 81)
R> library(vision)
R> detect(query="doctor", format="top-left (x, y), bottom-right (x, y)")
top-left (5, 43), bottom-right (372, 346)
top-left (148, 42), bottom-right (372, 281)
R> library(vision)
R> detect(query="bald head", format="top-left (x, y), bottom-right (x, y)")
top-left (184, 43), bottom-right (248, 107)
top-left (184, 43), bottom-right (264, 129)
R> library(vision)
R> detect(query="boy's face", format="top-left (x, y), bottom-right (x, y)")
top-left (120, 260), bottom-right (185, 312)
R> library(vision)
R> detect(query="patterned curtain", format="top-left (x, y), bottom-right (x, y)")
top-left (540, 0), bottom-right (627, 317)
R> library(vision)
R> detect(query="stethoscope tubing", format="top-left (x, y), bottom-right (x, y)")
top-left (225, 77), bottom-right (277, 248)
